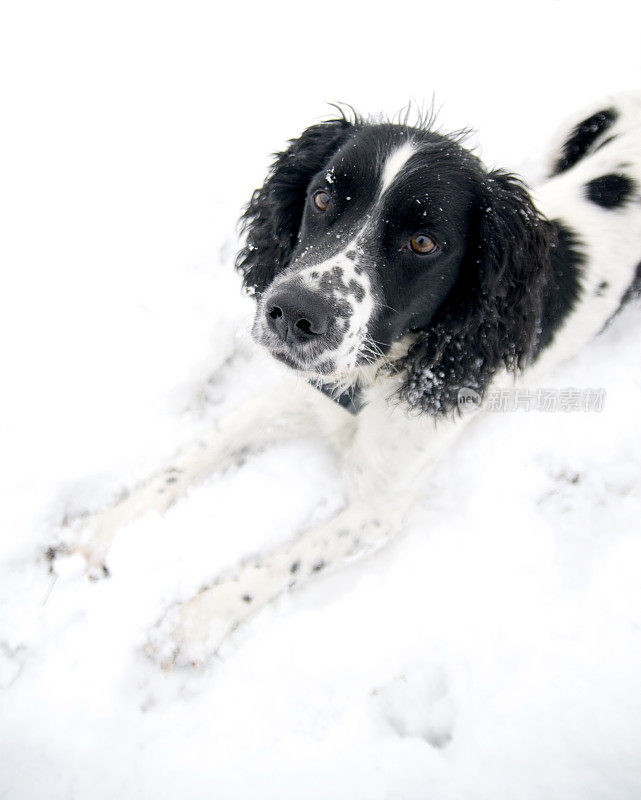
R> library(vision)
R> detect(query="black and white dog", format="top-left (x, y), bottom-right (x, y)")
top-left (61, 94), bottom-right (641, 666)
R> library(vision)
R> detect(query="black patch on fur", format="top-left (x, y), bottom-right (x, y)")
top-left (585, 174), bottom-right (635, 209)
top-left (316, 269), bottom-right (354, 320)
top-left (534, 222), bottom-right (584, 355)
top-left (319, 267), bottom-right (346, 293)
top-left (290, 561), bottom-right (300, 574)
top-left (348, 279), bottom-right (365, 302)
top-left (317, 383), bottom-right (364, 414)
top-left (335, 298), bottom-right (354, 318)
top-left (595, 280), bottom-right (609, 297)
top-left (242, 594), bottom-right (252, 603)
top-left (552, 108), bottom-right (617, 175)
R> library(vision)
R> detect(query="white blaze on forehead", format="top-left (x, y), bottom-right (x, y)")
top-left (379, 142), bottom-right (415, 195)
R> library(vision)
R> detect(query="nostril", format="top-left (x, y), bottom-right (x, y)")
top-left (295, 318), bottom-right (314, 335)
top-left (264, 288), bottom-right (330, 343)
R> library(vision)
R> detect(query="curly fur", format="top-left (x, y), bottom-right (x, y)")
top-left (396, 171), bottom-right (555, 414)
top-left (236, 119), bottom-right (351, 297)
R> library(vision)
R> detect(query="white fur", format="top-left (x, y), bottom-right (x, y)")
top-left (295, 246), bottom-right (377, 377)
top-left (379, 142), bottom-right (416, 194)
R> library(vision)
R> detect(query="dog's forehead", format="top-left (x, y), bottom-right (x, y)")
top-left (322, 125), bottom-right (476, 214)
top-left (379, 141), bottom-right (416, 193)
top-left (324, 124), bottom-right (419, 186)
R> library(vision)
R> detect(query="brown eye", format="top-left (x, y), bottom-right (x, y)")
top-left (409, 233), bottom-right (437, 254)
top-left (313, 190), bottom-right (330, 211)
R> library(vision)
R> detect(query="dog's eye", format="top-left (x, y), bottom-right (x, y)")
top-left (408, 233), bottom-right (437, 254)
top-left (312, 190), bottom-right (330, 212)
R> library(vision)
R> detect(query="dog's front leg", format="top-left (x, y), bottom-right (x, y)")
top-left (54, 375), bottom-right (323, 576)
top-left (149, 404), bottom-right (470, 667)
top-left (147, 503), bottom-right (397, 666)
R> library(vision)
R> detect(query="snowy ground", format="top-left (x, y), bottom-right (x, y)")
top-left (2, 1), bottom-right (641, 798)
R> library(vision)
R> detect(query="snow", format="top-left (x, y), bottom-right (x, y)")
top-left (2, 0), bottom-right (641, 797)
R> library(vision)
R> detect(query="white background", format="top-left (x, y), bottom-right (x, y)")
top-left (1, 1), bottom-right (641, 797)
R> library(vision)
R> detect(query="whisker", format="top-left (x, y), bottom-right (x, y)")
top-left (375, 301), bottom-right (401, 315)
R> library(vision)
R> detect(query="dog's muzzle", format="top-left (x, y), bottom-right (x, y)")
top-left (255, 280), bottom-right (344, 374)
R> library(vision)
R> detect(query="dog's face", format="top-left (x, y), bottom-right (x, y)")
top-left (245, 124), bottom-right (479, 381)
top-left (238, 117), bottom-right (552, 406)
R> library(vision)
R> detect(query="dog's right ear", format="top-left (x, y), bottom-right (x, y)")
top-left (236, 119), bottom-right (352, 297)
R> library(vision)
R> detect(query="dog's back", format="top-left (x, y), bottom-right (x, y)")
top-left (531, 93), bottom-right (641, 374)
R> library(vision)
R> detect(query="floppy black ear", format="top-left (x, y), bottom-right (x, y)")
top-left (235, 119), bottom-right (352, 297)
top-left (399, 169), bottom-right (553, 415)
top-left (465, 169), bottom-right (554, 369)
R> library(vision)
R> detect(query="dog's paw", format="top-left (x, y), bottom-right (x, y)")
top-left (47, 546), bottom-right (111, 582)
top-left (47, 513), bottom-right (117, 581)
top-left (146, 580), bottom-right (252, 668)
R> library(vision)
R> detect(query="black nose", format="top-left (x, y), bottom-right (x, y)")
top-left (265, 285), bottom-right (331, 344)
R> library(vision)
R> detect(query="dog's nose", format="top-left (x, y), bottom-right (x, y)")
top-left (265, 285), bottom-right (331, 344)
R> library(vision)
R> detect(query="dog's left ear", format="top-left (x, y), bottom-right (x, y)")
top-left (236, 119), bottom-right (352, 297)
top-left (400, 168), bottom-right (553, 415)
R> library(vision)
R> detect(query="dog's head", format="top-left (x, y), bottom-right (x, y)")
top-left (237, 115), bottom-right (552, 411)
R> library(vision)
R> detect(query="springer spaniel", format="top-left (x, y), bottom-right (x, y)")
top-left (56, 94), bottom-right (641, 666)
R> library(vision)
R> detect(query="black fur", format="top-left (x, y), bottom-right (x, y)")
top-left (396, 172), bottom-right (554, 414)
top-left (585, 173), bottom-right (635, 209)
top-left (552, 108), bottom-right (617, 175)
top-left (534, 222), bottom-right (584, 354)
top-left (236, 120), bottom-right (351, 296)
